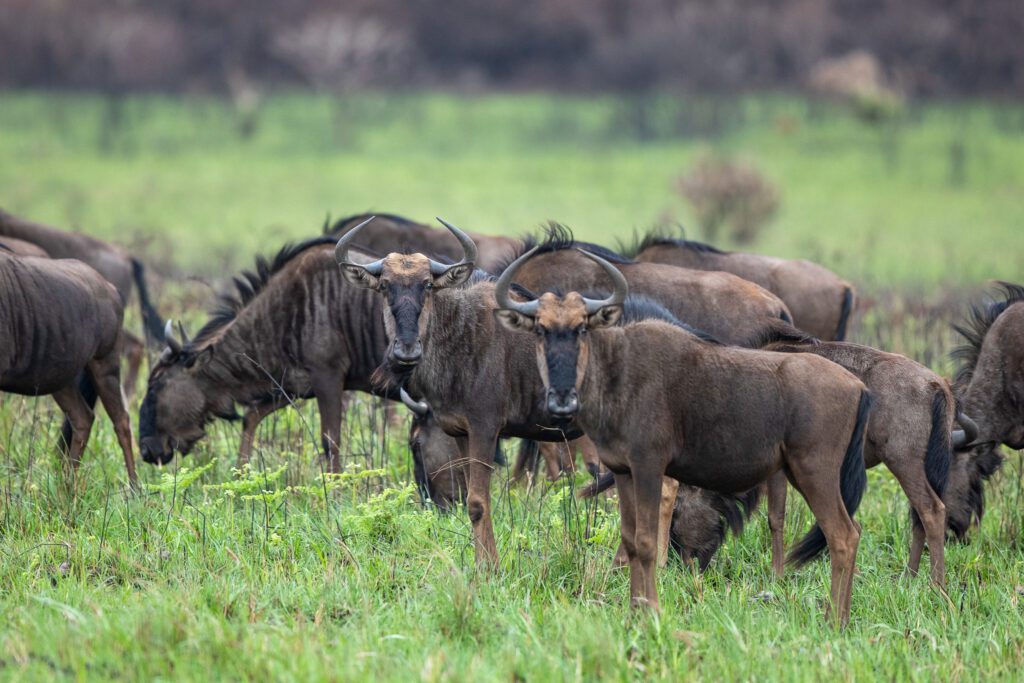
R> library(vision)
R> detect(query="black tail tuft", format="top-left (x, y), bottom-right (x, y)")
top-left (788, 389), bottom-right (871, 567)
top-left (912, 391), bottom-right (953, 530)
top-left (577, 471), bottom-right (615, 499)
top-left (834, 286), bottom-right (854, 341)
top-left (131, 258), bottom-right (165, 344)
top-left (59, 372), bottom-right (98, 452)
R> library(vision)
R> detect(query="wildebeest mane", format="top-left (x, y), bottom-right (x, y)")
top-left (493, 222), bottom-right (634, 275)
top-left (190, 235), bottom-right (341, 348)
top-left (748, 323), bottom-right (820, 350)
top-left (617, 227), bottom-right (729, 259)
top-left (323, 211), bottom-right (419, 235)
top-left (952, 281), bottom-right (1024, 388)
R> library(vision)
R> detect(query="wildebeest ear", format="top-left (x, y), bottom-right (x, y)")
top-left (184, 346), bottom-right (213, 369)
top-left (587, 305), bottom-right (622, 329)
top-left (339, 264), bottom-right (379, 290)
top-left (494, 309), bottom-right (535, 332)
top-left (433, 263), bottom-right (474, 290)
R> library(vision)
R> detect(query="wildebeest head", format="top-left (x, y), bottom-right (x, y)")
top-left (494, 247), bottom-right (628, 420)
top-left (335, 217), bottom-right (477, 367)
top-left (138, 322), bottom-right (237, 464)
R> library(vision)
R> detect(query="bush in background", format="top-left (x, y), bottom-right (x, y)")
top-left (677, 154), bottom-right (780, 245)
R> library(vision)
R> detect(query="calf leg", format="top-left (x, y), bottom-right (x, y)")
top-left (52, 385), bottom-right (95, 476)
top-left (87, 354), bottom-right (137, 488)
top-left (613, 471), bottom-right (637, 575)
top-left (767, 471), bottom-right (789, 577)
top-left (789, 464), bottom-right (860, 627)
top-left (460, 429), bottom-right (500, 567)
top-left (238, 398), bottom-right (285, 469)
top-left (657, 477), bottom-right (679, 568)
top-left (887, 458), bottom-right (947, 587)
top-left (120, 330), bottom-right (145, 400)
top-left (628, 469), bottom-right (666, 609)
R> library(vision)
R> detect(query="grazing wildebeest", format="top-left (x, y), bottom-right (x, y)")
top-left (760, 336), bottom-right (975, 586)
top-left (327, 212), bottom-right (522, 275)
top-left (493, 225), bottom-right (794, 347)
top-left (138, 227), bottom-right (394, 470)
top-left (0, 209), bottom-right (165, 390)
top-left (493, 247), bottom-right (871, 625)
top-left (946, 281), bottom-right (1024, 538)
top-left (335, 217), bottom-right (598, 565)
top-left (622, 231), bottom-right (855, 340)
top-left (0, 251), bottom-right (137, 484)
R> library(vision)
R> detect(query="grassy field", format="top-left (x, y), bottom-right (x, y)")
top-left (1, 91), bottom-right (1023, 681)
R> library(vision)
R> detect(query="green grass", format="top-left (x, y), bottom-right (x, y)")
top-left (1, 91), bottom-right (1023, 680)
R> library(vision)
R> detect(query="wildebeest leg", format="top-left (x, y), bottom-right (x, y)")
top-left (767, 470), bottom-right (789, 577)
top-left (657, 477), bottom-right (679, 568)
top-left (538, 441), bottom-right (573, 480)
top-left (238, 398), bottom-right (285, 469)
top-left (888, 459), bottom-right (947, 587)
top-left (52, 385), bottom-right (95, 476)
top-left (87, 354), bottom-right (138, 488)
top-left (578, 437), bottom-right (601, 479)
top-left (613, 472), bottom-right (637, 575)
top-left (790, 465), bottom-right (860, 627)
top-left (628, 469), bottom-right (665, 609)
top-left (120, 330), bottom-right (145, 400)
top-left (313, 382), bottom-right (345, 473)
top-left (460, 429), bottom-right (500, 566)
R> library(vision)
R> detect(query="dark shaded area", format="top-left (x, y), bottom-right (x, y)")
top-left (0, 0), bottom-right (1021, 96)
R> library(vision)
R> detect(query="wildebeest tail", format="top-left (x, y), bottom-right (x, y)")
top-left (59, 372), bottom-right (98, 452)
top-left (131, 258), bottom-right (165, 344)
top-left (910, 390), bottom-right (953, 530)
top-left (834, 286), bottom-right (854, 341)
top-left (577, 470), bottom-right (615, 499)
top-left (788, 389), bottom-right (871, 567)
top-left (512, 439), bottom-right (540, 483)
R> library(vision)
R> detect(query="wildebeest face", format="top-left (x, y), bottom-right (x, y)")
top-left (335, 217), bottom-right (477, 368)
top-left (494, 247), bottom-right (627, 421)
top-left (497, 292), bottom-right (621, 420)
top-left (138, 344), bottom-right (235, 465)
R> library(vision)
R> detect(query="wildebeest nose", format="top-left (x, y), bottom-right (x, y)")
top-left (547, 389), bottom-right (579, 416)
top-left (391, 340), bottom-right (423, 364)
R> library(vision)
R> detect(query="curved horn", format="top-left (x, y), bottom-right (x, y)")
top-left (953, 411), bottom-right (980, 449)
top-left (576, 249), bottom-right (629, 314)
top-left (493, 246), bottom-right (540, 317)
top-left (334, 216), bottom-right (385, 275)
top-left (164, 320), bottom-right (182, 355)
top-left (430, 217), bottom-right (478, 275)
top-left (400, 385), bottom-right (429, 417)
top-left (176, 320), bottom-right (192, 346)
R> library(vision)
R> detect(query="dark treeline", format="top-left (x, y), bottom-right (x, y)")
top-left (0, 0), bottom-right (1021, 97)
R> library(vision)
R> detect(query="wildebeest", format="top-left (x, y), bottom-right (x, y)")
top-left (327, 212), bottom-right (522, 275)
top-left (0, 237), bottom-right (50, 258)
top-left (335, 217), bottom-right (597, 565)
top-left (493, 247), bottom-right (871, 625)
top-left (0, 209), bottom-right (165, 390)
top-left (761, 337), bottom-right (972, 586)
top-left (0, 251), bottom-right (137, 484)
top-left (493, 225), bottom-right (794, 347)
top-left (138, 226), bottom-right (393, 470)
top-left (622, 230), bottom-right (855, 340)
top-left (946, 281), bottom-right (1024, 537)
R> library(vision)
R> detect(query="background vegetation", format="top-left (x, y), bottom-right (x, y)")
top-left (0, 91), bottom-right (1023, 680)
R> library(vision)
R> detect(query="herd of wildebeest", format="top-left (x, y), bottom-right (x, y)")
top-left (1, 207), bottom-right (1022, 626)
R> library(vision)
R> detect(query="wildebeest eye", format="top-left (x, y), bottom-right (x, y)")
top-left (424, 281), bottom-right (433, 291)
top-left (378, 281), bottom-right (389, 293)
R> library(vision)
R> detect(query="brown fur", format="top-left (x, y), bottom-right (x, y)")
top-left (627, 233), bottom-right (854, 340)
top-left (0, 252), bottom-right (136, 485)
top-left (138, 239), bottom-right (391, 470)
top-left (495, 257), bottom-right (871, 625)
top-left (763, 340), bottom-right (956, 586)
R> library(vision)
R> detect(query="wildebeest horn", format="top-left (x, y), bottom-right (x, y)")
top-left (430, 217), bottom-right (478, 275)
top-left (953, 411), bottom-right (980, 449)
top-left (399, 385), bottom-right (429, 417)
top-left (176, 321), bottom-right (192, 346)
top-left (334, 216), bottom-right (385, 275)
top-left (493, 246), bottom-right (540, 316)
top-left (164, 320), bottom-right (182, 355)
top-left (576, 249), bottom-right (629, 314)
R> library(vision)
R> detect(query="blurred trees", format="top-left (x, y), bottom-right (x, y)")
top-left (0, 0), bottom-right (1021, 97)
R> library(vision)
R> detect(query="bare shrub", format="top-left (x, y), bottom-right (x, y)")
top-left (676, 154), bottom-right (780, 245)
top-left (808, 50), bottom-right (905, 123)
